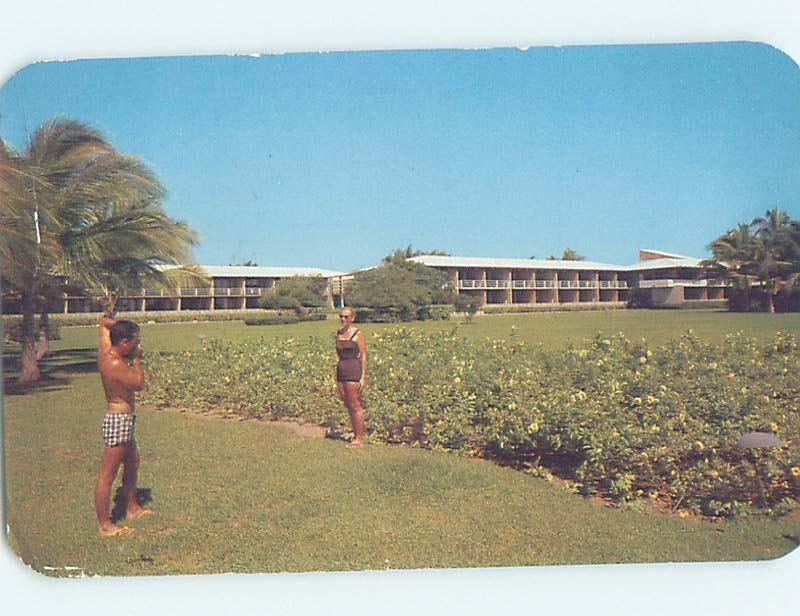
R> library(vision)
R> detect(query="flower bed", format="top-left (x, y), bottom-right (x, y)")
top-left (141, 328), bottom-right (800, 517)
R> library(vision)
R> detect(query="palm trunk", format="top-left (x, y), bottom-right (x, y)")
top-left (18, 291), bottom-right (41, 383)
top-left (36, 310), bottom-right (50, 360)
top-left (767, 285), bottom-right (777, 314)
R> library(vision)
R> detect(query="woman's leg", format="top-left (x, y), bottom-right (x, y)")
top-left (343, 381), bottom-right (365, 447)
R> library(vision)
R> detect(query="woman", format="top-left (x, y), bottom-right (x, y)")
top-left (335, 306), bottom-right (367, 448)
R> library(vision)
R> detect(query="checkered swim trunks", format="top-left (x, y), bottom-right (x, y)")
top-left (101, 413), bottom-right (136, 448)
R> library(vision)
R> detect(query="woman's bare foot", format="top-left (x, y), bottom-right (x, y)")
top-left (98, 523), bottom-right (133, 537)
top-left (345, 440), bottom-right (363, 449)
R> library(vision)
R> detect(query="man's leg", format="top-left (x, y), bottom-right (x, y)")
top-left (95, 446), bottom-right (127, 536)
top-left (122, 440), bottom-right (153, 521)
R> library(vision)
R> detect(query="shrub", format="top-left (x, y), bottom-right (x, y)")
top-left (483, 302), bottom-right (626, 314)
top-left (244, 313), bottom-right (327, 326)
top-left (3, 319), bottom-right (61, 343)
top-left (141, 328), bottom-right (800, 518)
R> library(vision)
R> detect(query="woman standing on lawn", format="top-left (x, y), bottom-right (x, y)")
top-left (335, 306), bottom-right (367, 447)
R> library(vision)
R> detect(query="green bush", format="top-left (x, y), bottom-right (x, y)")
top-left (141, 327), bottom-right (800, 518)
top-left (244, 313), bottom-right (327, 326)
top-left (3, 319), bottom-right (61, 343)
top-left (2, 310), bottom-right (277, 331)
top-left (483, 302), bottom-right (627, 314)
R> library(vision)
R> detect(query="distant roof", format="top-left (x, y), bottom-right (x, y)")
top-left (622, 256), bottom-right (705, 272)
top-left (409, 253), bottom-right (707, 272)
top-left (408, 255), bottom-right (626, 271)
top-left (198, 265), bottom-right (347, 278)
top-left (639, 248), bottom-right (698, 261)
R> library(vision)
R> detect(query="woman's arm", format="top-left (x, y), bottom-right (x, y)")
top-left (357, 331), bottom-right (367, 390)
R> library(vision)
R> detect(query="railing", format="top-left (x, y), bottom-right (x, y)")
top-left (181, 288), bottom-right (214, 296)
top-left (638, 279), bottom-right (707, 289)
top-left (459, 279), bottom-right (510, 289)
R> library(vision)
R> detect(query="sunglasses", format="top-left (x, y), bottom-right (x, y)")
top-left (339, 314), bottom-right (353, 319)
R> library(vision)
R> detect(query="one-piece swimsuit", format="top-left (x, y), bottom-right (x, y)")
top-left (336, 329), bottom-right (361, 382)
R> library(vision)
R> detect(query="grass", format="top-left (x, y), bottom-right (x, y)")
top-left (3, 310), bottom-right (800, 575)
top-left (24, 308), bottom-right (800, 355)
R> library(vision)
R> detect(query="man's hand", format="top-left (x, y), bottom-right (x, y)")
top-left (100, 316), bottom-right (117, 330)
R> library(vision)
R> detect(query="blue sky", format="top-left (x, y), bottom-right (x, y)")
top-left (1, 42), bottom-right (799, 272)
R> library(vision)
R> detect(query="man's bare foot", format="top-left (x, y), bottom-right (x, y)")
top-left (345, 440), bottom-right (363, 449)
top-left (126, 507), bottom-right (155, 522)
top-left (98, 524), bottom-right (133, 537)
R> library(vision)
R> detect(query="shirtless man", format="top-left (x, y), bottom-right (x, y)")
top-left (94, 317), bottom-right (153, 537)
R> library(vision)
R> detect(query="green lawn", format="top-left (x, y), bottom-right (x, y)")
top-left (3, 310), bottom-right (800, 575)
top-left (34, 308), bottom-right (800, 354)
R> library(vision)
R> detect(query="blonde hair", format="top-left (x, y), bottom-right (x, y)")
top-left (340, 306), bottom-right (356, 320)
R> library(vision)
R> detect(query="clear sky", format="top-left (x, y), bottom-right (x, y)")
top-left (1, 42), bottom-right (799, 272)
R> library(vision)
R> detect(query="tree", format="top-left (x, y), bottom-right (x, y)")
top-left (382, 245), bottom-right (449, 265)
top-left (348, 256), bottom-right (455, 321)
top-left (705, 208), bottom-right (800, 313)
top-left (259, 275), bottom-right (328, 310)
top-left (547, 248), bottom-right (585, 261)
top-left (750, 208), bottom-right (800, 312)
top-left (453, 294), bottom-right (480, 323)
top-left (1, 119), bottom-right (203, 383)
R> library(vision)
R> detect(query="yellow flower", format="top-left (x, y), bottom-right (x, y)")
top-left (646, 350), bottom-right (653, 357)
top-left (678, 510), bottom-right (689, 519)
top-left (639, 356), bottom-right (647, 364)
top-left (708, 362), bottom-right (717, 370)
top-left (527, 422), bottom-right (539, 434)
top-left (770, 423), bottom-right (778, 433)
top-left (791, 467), bottom-right (800, 477)
top-left (708, 469), bottom-right (719, 478)
top-left (693, 441), bottom-right (705, 452)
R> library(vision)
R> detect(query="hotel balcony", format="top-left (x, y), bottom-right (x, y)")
top-left (637, 279), bottom-right (727, 289)
top-left (458, 279), bottom-right (626, 290)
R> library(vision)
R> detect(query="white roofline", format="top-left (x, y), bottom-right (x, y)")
top-left (408, 254), bottom-right (708, 272)
top-left (193, 265), bottom-right (348, 278)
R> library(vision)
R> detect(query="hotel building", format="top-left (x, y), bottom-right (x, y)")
top-left (409, 249), bottom-right (727, 307)
top-left (1, 249), bottom-right (726, 315)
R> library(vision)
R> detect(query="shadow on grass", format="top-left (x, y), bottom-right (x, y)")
top-left (782, 533), bottom-right (799, 548)
top-left (111, 487), bottom-right (153, 523)
top-left (2, 347), bottom-right (97, 396)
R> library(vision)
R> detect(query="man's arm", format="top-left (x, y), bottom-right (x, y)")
top-left (107, 353), bottom-right (145, 392)
top-left (98, 317), bottom-right (115, 356)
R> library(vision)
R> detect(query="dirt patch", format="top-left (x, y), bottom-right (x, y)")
top-left (145, 405), bottom-right (327, 439)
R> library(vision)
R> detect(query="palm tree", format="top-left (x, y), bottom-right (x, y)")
top-left (705, 209), bottom-right (800, 313)
top-left (705, 223), bottom-right (758, 286)
top-left (1, 119), bottom-right (205, 383)
top-left (750, 208), bottom-right (800, 313)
